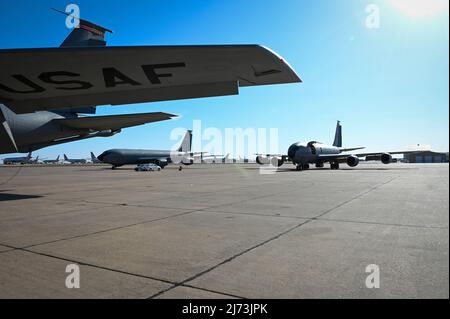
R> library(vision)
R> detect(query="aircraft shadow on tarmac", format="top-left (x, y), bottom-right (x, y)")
top-left (0, 192), bottom-right (42, 202)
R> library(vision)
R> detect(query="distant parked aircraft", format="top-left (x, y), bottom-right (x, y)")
top-left (43, 155), bottom-right (60, 164)
top-left (90, 152), bottom-right (102, 164)
top-left (3, 151), bottom-right (34, 164)
top-left (63, 154), bottom-right (87, 164)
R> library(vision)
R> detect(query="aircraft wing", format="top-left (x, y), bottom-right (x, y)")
top-left (353, 150), bottom-right (428, 157)
top-left (54, 112), bottom-right (176, 131)
top-left (0, 45), bottom-right (301, 114)
top-left (318, 150), bottom-right (428, 162)
top-left (317, 154), bottom-right (351, 162)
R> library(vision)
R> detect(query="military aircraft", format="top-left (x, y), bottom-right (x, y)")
top-left (90, 152), bottom-right (102, 164)
top-left (43, 155), bottom-right (61, 164)
top-left (98, 130), bottom-right (198, 169)
top-left (256, 121), bottom-right (424, 171)
top-left (2, 151), bottom-right (34, 164)
top-left (0, 11), bottom-right (301, 155)
top-left (63, 154), bottom-right (87, 164)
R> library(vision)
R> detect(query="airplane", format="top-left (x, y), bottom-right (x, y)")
top-left (2, 151), bottom-right (33, 164)
top-left (90, 152), bottom-right (102, 164)
top-left (63, 154), bottom-right (87, 164)
top-left (256, 121), bottom-right (425, 171)
top-left (98, 130), bottom-right (199, 169)
top-left (0, 11), bottom-right (301, 156)
top-left (43, 155), bottom-right (60, 164)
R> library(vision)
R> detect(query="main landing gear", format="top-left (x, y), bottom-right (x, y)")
top-left (330, 162), bottom-right (340, 170)
top-left (295, 163), bottom-right (310, 171)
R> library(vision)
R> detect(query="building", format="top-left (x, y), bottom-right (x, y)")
top-left (403, 151), bottom-right (449, 163)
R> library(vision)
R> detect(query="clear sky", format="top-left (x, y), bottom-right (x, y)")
top-left (0, 0), bottom-right (448, 159)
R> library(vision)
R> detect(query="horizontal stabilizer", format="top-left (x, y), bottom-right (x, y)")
top-left (0, 45), bottom-right (301, 113)
top-left (54, 112), bottom-right (176, 131)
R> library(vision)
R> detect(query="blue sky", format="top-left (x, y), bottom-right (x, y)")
top-left (0, 0), bottom-right (448, 159)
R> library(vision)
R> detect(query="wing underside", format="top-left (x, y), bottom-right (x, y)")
top-left (0, 45), bottom-right (301, 114)
top-left (54, 112), bottom-right (176, 131)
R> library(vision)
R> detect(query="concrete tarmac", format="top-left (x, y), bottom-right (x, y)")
top-left (0, 163), bottom-right (448, 298)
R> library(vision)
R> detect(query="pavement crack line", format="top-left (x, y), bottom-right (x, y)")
top-left (1, 176), bottom-right (398, 298)
top-left (20, 183), bottom-right (310, 250)
top-left (1, 244), bottom-right (245, 299)
top-left (147, 176), bottom-right (400, 299)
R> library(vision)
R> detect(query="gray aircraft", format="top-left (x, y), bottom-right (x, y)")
top-left (256, 121), bottom-right (422, 171)
top-left (90, 152), bottom-right (102, 164)
top-left (98, 130), bottom-right (197, 169)
top-left (63, 154), bottom-right (87, 164)
top-left (2, 151), bottom-right (33, 164)
top-left (43, 155), bottom-right (60, 164)
top-left (0, 11), bottom-right (301, 155)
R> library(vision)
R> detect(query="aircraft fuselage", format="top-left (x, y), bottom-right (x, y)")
top-left (288, 142), bottom-right (340, 165)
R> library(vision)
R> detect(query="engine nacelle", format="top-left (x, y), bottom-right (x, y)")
top-left (346, 155), bottom-right (360, 167)
top-left (256, 156), bottom-right (270, 165)
top-left (95, 129), bottom-right (121, 137)
top-left (270, 156), bottom-right (285, 167)
top-left (380, 153), bottom-right (392, 164)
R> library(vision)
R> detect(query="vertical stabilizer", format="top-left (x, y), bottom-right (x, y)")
top-left (53, 8), bottom-right (112, 48)
top-left (177, 130), bottom-right (193, 152)
top-left (333, 121), bottom-right (342, 147)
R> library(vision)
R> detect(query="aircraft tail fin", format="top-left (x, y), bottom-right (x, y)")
top-left (90, 152), bottom-right (97, 161)
top-left (64, 154), bottom-right (69, 161)
top-left (177, 130), bottom-right (193, 152)
top-left (26, 151), bottom-right (32, 159)
top-left (333, 121), bottom-right (342, 147)
top-left (56, 155), bottom-right (60, 161)
top-left (53, 8), bottom-right (113, 48)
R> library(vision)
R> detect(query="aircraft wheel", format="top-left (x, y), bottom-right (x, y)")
top-left (111, 166), bottom-right (116, 170)
top-left (296, 163), bottom-right (303, 171)
top-left (330, 162), bottom-right (340, 170)
top-left (303, 163), bottom-right (310, 170)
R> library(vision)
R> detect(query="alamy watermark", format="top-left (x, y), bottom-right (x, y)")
top-left (365, 4), bottom-right (381, 29)
top-left (65, 264), bottom-right (80, 289)
top-left (365, 264), bottom-right (380, 289)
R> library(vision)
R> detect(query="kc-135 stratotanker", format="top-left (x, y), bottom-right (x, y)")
top-left (256, 121), bottom-right (424, 171)
top-left (0, 10), bottom-right (301, 155)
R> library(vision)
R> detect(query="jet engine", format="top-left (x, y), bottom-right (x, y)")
top-left (256, 156), bottom-right (270, 165)
top-left (380, 153), bottom-right (392, 164)
top-left (346, 155), bottom-right (360, 167)
top-left (270, 156), bottom-right (285, 167)
top-left (95, 129), bottom-right (121, 137)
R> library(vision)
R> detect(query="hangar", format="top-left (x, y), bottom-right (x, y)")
top-left (403, 151), bottom-right (449, 163)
